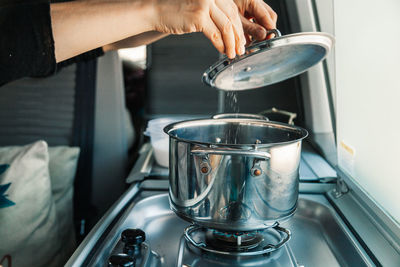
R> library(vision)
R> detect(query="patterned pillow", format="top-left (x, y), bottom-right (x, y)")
top-left (0, 141), bottom-right (62, 267)
top-left (0, 164), bottom-right (14, 208)
top-left (48, 146), bottom-right (80, 262)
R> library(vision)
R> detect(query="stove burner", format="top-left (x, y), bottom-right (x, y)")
top-left (206, 230), bottom-right (263, 251)
top-left (184, 224), bottom-right (291, 257)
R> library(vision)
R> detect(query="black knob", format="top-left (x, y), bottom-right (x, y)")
top-left (108, 254), bottom-right (135, 267)
top-left (121, 229), bottom-right (146, 246)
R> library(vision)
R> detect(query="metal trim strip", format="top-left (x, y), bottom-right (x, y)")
top-left (65, 183), bottom-right (141, 267)
top-left (328, 168), bottom-right (400, 266)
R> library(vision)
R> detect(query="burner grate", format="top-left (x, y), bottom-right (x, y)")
top-left (184, 224), bottom-right (291, 256)
top-left (206, 229), bottom-right (264, 251)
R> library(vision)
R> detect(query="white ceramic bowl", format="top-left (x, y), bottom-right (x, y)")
top-left (145, 117), bottom-right (192, 167)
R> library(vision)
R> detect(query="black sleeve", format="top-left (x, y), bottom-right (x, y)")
top-left (0, 0), bottom-right (105, 86)
top-left (0, 0), bottom-right (56, 86)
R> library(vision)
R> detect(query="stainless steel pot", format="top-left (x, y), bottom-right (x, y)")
top-left (164, 117), bottom-right (308, 231)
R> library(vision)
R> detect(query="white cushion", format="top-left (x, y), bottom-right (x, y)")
top-left (48, 146), bottom-right (80, 262)
top-left (0, 141), bottom-right (62, 267)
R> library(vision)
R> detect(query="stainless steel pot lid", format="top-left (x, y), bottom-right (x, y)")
top-left (202, 30), bottom-right (335, 91)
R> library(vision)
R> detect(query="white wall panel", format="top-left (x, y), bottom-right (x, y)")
top-left (335, 0), bottom-right (400, 223)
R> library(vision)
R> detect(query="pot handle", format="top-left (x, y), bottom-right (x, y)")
top-left (191, 147), bottom-right (271, 160)
top-left (212, 113), bottom-right (269, 121)
top-left (260, 107), bottom-right (297, 125)
top-left (264, 224), bottom-right (291, 251)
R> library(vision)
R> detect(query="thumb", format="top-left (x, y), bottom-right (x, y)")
top-left (240, 14), bottom-right (267, 41)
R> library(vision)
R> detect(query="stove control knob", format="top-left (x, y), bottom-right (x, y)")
top-left (108, 254), bottom-right (135, 267)
top-left (121, 229), bottom-right (146, 246)
top-left (121, 229), bottom-right (146, 256)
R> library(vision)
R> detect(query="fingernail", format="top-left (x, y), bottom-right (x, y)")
top-left (239, 45), bottom-right (245, 55)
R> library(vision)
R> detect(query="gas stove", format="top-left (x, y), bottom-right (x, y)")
top-left (66, 144), bottom-right (377, 267)
top-left (104, 194), bottom-right (299, 267)
top-left (68, 188), bottom-right (371, 267)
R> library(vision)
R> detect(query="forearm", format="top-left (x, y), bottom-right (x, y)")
top-left (50, 0), bottom-right (155, 62)
top-left (103, 31), bottom-right (169, 51)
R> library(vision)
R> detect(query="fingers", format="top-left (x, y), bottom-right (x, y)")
top-left (244, 34), bottom-right (251, 46)
top-left (240, 13), bottom-right (266, 41)
top-left (263, 2), bottom-right (278, 27)
top-left (210, 0), bottom-right (245, 58)
top-left (215, 0), bottom-right (245, 55)
top-left (210, 4), bottom-right (236, 58)
top-left (204, 0), bottom-right (278, 55)
top-left (248, 0), bottom-right (277, 30)
top-left (202, 18), bottom-right (225, 54)
top-left (260, 2), bottom-right (277, 39)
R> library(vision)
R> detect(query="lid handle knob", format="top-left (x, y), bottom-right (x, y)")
top-left (267, 29), bottom-right (281, 38)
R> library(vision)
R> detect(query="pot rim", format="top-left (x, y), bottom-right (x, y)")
top-left (163, 118), bottom-right (308, 148)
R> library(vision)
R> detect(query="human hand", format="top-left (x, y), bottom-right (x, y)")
top-left (233, 0), bottom-right (278, 44)
top-left (103, 32), bottom-right (169, 51)
top-left (152, 0), bottom-right (246, 58)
